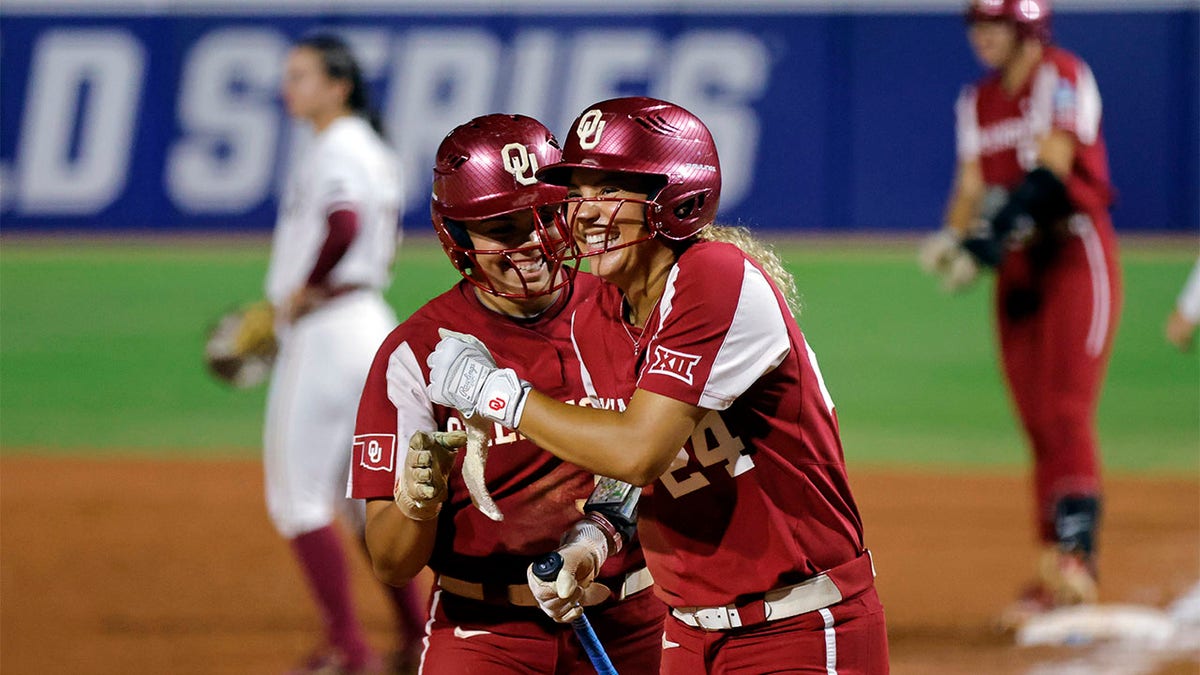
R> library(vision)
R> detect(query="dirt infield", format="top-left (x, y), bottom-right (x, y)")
top-left (2, 456), bottom-right (1196, 674)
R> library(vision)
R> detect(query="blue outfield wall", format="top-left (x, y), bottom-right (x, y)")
top-left (0, 4), bottom-right (1196, 234)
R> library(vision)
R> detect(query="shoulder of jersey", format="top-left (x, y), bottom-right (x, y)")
top-left (679, 239), bottom-right (746, 273)
top-left (1041, 45), bottom-right (1083, 77)
top-left (381, 284), bottom-right (473, 348)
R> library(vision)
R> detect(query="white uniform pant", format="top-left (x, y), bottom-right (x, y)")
top-left (264, 291), bottom-right (396, 539)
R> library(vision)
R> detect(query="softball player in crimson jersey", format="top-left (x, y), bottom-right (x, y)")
top-left (348, 114), bottom-right (664, 675)
top-left (265, 34), bottom-right (422, 673)
top-left (921, 0), bottom-right (1120, 623)
top-left (427, 97), bottom-right (888, 674)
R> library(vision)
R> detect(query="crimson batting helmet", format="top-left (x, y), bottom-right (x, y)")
top-left (537, 96), bottom-right (721, 246)
top-left (967, 0), bottom-right (1052, 43)
top-left (431, 114), bottom-right (573, 298)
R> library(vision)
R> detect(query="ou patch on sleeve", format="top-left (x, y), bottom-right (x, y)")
top-left (354, 434), bottom-right (396, 473)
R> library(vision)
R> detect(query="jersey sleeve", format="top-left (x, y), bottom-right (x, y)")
top-left (638, 248), bottom-right (790, 410)
top-left (348, 335), bottom-right (436, 500)
top-left (1030, 55), bottom-right (1103, 146)
top-left (955, 85), bottom-right (981, 162)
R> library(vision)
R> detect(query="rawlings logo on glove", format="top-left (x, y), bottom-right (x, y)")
top-left (427, 328), bottom-right (531, 430)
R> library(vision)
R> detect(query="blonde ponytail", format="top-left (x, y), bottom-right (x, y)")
top-left (695, 225), bottom-right (801, 317)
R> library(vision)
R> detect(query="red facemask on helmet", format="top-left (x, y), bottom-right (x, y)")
top-left (535, 97), bottom-right (721, 260)
top-left (967, 0), bottom-right (1052, 43)
top-left (431, 114), bottom-right (574, 298)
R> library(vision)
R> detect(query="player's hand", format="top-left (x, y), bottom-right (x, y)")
top-left (393, 430), bottom-right (468, 521)
top-left (918, 228), bottom-right (980, 293)
top-left (918, 228), bottom-right (962, 275)
top-left (940, 248), bottom-right (980, 292)
top-left (426, 329), bottom-right (531, 429)
top-left (1165, 309), bottom-right (1198, 352)
top-left (281, 286), bottom-right (323, 323)
top-left (526, 543), bottom-right (612, 623)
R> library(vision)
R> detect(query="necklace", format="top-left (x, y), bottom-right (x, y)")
top-left (622, 295), bottom-right (661, 358)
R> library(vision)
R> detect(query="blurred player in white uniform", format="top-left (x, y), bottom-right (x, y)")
top-left (265, 33), bottom-right (419, 674)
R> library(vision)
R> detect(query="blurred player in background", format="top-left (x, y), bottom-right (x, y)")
top-left (265, 34), bottom-right (421, 673)
top-left (427, 97), bottom-right (888, 674)
top-left (348, 114), bottom-right (665, 674)
top-left (918, 0), bottom-right (1121, 625)
top-left (1165, 257), bottom-right (1200, 351)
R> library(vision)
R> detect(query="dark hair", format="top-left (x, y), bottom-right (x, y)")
top-left (295, 33), bottom-right (384, 137)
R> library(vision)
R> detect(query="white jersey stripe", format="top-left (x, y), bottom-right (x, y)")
top-left (1070, 215), bottom-right (1110, 357)
top-left (820, 607), bottom-right (838, 675)
top-left (698, 261), bottom-right (791, 410)
top-left (417, 589), bottom-right (440, 675)
top-left (1074, 63), bottom-right (1103, 145)
top-left (569, 310), bottom-right (600, 401)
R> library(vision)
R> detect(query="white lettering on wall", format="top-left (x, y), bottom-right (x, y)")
top-left (166, 28), bottom-right (287, 213)
top-left (17, 29), bottom-right (145, 214)
top-left (661, 31), bottom-right (769, 209)
top-left (387, 29), bottom-right (501, 210)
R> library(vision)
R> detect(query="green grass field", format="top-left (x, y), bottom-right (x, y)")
top-left (1, 236), bottom-right (1196, 474)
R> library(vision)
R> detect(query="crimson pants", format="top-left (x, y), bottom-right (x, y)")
top-left (418, 586), bottom-right (665, 674)
top-left (996, 212), bottom-right (1121, 543)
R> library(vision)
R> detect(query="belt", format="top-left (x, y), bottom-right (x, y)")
top-left (325, 283), bottom-right (370, 298)
top-left (671, 550), bottom-right (876, 632)
top-left (437, 566), bottom-right (654, 607)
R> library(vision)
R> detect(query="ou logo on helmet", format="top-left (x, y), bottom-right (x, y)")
top-left (1017, 0), bottom-right (1044, 20)
top-left (576, 109), bottom-right (606, 150)
top-left (502, 143), bottom-right (539, 186)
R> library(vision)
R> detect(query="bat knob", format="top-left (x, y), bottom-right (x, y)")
top-left (532, 552), bottom-right (564, 582)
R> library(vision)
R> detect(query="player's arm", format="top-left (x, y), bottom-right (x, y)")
top-left (355, 338), bottom-right (458, 586)
top-left (518, 388), bottom-right (706, 486)
top-left (365, 495), bottom-right (439, 585)
top-left (944, 158), bottom-right (986, 237)
top-left (363, 428), bottom-right (465, 585)
top-left (285, 207), bottom-right (360, 321)
top-left (1037, 128), bottom-right (1077, 179)
top-left (527, 477), bottom-right (643, 622)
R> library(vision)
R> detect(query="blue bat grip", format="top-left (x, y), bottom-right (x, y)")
top-left (532, 552), bottom-right (619, 675)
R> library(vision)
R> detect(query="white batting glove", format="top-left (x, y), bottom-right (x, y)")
top-left (426, 329), bottom-right (531, 429)
top-left (918, 228), bottom-right (981, 293)
top-left (393, 430), bottom-right (468, 521)
top-left (526, 520), bottom-right (613, 623)
top-left (918, 228), bottom-right (963, 275)
top-left (940, 248), bottom-right (980, 292)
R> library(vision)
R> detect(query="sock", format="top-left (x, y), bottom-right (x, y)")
top-left (291, 525), bottom-right (374, 669)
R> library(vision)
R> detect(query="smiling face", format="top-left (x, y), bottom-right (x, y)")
top-left (463, 207), bottom-right (564, 301)
top-left (562, 168), bottom-right (660, 282)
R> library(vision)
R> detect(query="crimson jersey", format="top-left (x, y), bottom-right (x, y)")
top-left (348, 275), bottom-right (644, 584)
top-left (956, 45), bottom-right (1113, 218)
top-left (571, 240), bottom-right (866, 608)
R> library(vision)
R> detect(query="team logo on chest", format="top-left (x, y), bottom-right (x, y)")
top-left (354, 434), bottom-right (396, 472)
top-left (501, 143), bottom-right (539, 186)
top-left (576, 109), bottom-right (606, 150)
top-left (647, 345), bottom-right (702, 385)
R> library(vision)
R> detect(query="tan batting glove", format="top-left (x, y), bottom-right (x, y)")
top-left (393, 430), bottom-right (467, 521)
top-left (940, 248), bottom-right (980, 292)
top-left (526, 520), bottom-right (613, 623)
top-left (918, 228), bottom-right (962, 275)
top-left (918, 228), bottom-right (980, 293)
